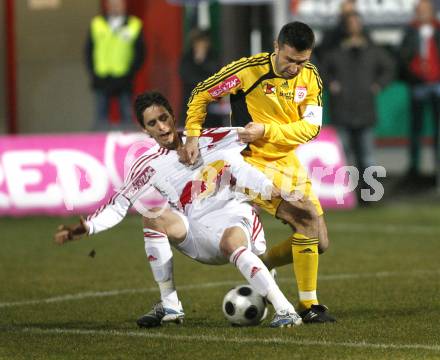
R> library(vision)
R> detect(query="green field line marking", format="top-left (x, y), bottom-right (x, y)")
top-left (1, 269), bottom-right (438, 308)
top-left (10, 327), bottom-right (440, 352)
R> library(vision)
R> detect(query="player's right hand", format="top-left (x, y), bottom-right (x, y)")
top-left (54, 216), bottom-right (89, 245)
top-left (179, 136), bottom-right (200, 165)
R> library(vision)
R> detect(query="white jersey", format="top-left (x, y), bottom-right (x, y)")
top-left (86, 128), bottom-right (273, 234)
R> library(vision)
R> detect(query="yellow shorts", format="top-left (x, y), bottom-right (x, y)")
top-left (243, 153), bottom-right (323, 217)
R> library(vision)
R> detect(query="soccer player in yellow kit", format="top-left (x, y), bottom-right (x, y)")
top-left (180, 21), bottom-right (335, 323)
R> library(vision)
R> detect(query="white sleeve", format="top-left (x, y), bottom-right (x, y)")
top-left (86, 194), bottom-right (131, 235)
top-left (85, 155), bottom-right (157, 235)
top-left (226, 152), bottom-right (273, 199)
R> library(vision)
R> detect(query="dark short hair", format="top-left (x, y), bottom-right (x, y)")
top-left (277, 21), bottom-right (315, 51)
top-left (134, 91), bottom-right (174, 128)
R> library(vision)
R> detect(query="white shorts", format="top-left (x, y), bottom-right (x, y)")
top-left (174, 201), bottom-right (266, 265)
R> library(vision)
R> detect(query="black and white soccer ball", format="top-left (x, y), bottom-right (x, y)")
top-left (222, 285), bottom-right (268, 326)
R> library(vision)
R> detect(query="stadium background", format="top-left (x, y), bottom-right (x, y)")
top-left (1, 1), bottom-right (440, 359)
top-left (0, 0), bottom-right (436, 139)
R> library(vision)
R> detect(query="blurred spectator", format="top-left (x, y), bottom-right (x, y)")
top-left (321, 12), bottom-right (395, 201)
top-left (179, 29), bottom-right (226, 127)
top-left (399, 0), bottom-right (440, 178)
top-left (315, 0), bottom-right (357, 62)
top-left (85, 0), bottom-right (145, 131)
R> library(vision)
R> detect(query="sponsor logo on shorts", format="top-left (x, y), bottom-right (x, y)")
top-left (250, 266), bottom-right (261, 278)
top-left (208, 75), bottom-right (241, 98)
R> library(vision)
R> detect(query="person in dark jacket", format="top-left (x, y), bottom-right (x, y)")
top-left (315, 0), bottom-right (357, 62)
top-left (179, 29), bottom-right (224, 127)
top-left (321, 12), bottom-right (395, 201)
top-left (399, 0), bottom-right (440, 178)
top-left (85, 0), bottom-right (145, 131)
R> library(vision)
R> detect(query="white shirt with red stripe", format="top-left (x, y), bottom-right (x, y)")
top-left (86, 127), bottom-right (273, 235)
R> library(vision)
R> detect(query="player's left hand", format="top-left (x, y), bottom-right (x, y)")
top-left (238, 123), bottom-right (265, 143)
top-left (54, 216), bottom-right (89, 245)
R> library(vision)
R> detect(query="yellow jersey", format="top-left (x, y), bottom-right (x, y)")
top-left (185, 52), bottom-right (323, 160)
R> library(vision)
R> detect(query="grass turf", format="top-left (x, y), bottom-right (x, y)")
top-left (0, 203), bottom-right (439, 359)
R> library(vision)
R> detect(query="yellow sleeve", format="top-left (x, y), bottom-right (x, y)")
top-left (303, 63), bottom-right (324, 107)
top-left (264, 122), bottom-right (320, 146)
top-left (185, 58), bottom-right (250, 136)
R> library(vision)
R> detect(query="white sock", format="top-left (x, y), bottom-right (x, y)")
top-left (158, 281), bottom-right (179, 309)
top-left (144, 228), bottom-right (179, 309)
top-left (230, 246), bottom-right (295, 313)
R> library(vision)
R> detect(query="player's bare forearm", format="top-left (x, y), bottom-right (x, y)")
top-left (54, 216), bottom-right (89, 245)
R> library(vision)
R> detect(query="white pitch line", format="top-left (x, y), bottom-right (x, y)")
top-left (0, 269), bottom-right (438, 309)
top-left (15, 327), bottom-right (440, 352)
top-left (330, 223), bottom-right (440, 235)
top-left (0, 280), bottom-right (238, 308)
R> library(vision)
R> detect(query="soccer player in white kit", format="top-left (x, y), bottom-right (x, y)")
top-left (54, 91), bottom-right (302, 328)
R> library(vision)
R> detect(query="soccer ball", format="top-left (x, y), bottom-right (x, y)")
top-left (222, 285), bottom-right (268, 326)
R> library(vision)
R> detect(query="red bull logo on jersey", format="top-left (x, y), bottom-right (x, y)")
top-left (208, 75), bottom-right (241, 98)
top-left (179, 160), bottom-right (233, 209)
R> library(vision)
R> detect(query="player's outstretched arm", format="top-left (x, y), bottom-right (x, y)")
top-left (54, 216), bottom-right (89, 245)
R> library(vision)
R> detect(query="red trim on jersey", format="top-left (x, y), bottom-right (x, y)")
top-left (199, 128), bottom-right (231, 147)
top-left (127, 147), bottom-right (166, 181)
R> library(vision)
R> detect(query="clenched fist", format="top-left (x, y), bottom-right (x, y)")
top-left (54, 216), bottom-right (89, 245)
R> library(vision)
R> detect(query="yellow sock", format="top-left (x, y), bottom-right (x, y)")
top-left (292, 233), bottom-right (319, 311)
top-left (260, 238), bottom-right (292, 269)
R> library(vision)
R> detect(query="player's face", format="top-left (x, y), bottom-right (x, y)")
top-left (273, 42), bottom-right (312, 79)
top-left (142, 105), bottom-right (178, 149)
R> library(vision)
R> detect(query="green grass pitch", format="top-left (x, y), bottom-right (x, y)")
top-left (0, 203), bottom-right (439, 359)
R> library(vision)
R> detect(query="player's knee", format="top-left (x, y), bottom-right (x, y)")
top-left (220, 227), bottom-right (247, 258)
top-left (142, 216), bottom-right (165, 233)
top-left (276, 200), bottom-right (319, 237)
top-left (142, 209), bottom-right (176, 233)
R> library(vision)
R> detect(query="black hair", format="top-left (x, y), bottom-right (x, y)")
top-left (134, 91), bottom-right (174, 128)
top-left (277, 21), bottom-right (315, 51)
